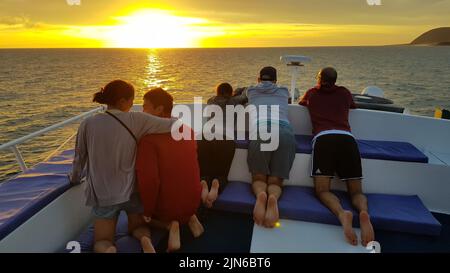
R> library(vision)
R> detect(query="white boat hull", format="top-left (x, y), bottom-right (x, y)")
top-left (0, 185), bottom-right (91, 253)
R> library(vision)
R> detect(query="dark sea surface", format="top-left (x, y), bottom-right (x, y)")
top-left (1, 46), bottom-right (449, 181)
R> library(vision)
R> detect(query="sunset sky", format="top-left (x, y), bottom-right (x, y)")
top-left (0, 0), bottom-right (449, 48)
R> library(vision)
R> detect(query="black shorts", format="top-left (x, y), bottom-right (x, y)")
top-left (311, 134), bottom-right (363, 180)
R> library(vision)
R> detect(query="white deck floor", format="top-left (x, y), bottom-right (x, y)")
top-left (250, 219), bottom-right (371, 253)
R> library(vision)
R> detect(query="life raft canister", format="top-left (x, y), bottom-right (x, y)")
top-left (353, 86), bottom-right (405, 113)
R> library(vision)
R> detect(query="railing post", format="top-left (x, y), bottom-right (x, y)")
top-left (11, 146), bottom-right (28, 172)
top-left (0, 106), bottom-right (104, 176)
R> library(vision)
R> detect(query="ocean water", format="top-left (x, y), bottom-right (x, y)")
top-left (1, 46), bottom-right (450, 181)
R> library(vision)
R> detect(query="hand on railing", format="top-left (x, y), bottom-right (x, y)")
top-left (67, 173), bottom-right (86, 186)
top-left (67, 173), bottom-right (77, 186)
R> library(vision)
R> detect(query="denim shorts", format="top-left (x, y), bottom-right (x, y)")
top-left (247, 123), bottom-right (296, 180)
top-left (92, 192), bottom-right (144, 220)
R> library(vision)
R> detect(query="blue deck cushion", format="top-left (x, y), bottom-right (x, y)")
top-left (357, 139), bottom-right (428, 163)
top-left (214, 181), bottom-right (442, 236)
top-left (235, 134), bottom-right (428, 163)
top-left (71, 212), bottom-right (167, 253)
top-left (0, 150), bottom-right (74, 241)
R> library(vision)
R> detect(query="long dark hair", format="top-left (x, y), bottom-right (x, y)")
top-left (93, 80), bottom-right (135, 105)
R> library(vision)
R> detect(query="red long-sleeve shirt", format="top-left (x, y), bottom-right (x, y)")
top-left (136, 127), bottom-right (201, 224)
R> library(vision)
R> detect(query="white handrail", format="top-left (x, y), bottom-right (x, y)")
top-left (0, 106), bottom-right (105, 173)
top-left (0, 106), bottom-right (104, 151)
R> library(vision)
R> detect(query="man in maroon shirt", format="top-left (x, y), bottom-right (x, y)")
top-left (299, 67), bottom-right (375, 247)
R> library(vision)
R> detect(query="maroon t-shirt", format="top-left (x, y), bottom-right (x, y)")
top-left (299, 85), bottom-right (356, 136)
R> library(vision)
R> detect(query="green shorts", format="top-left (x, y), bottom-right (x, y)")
top-left (92, 192), bottom-right (144, 220)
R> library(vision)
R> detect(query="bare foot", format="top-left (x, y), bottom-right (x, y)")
top-left (263, 195), bottom-right (280, 228)
top-left (167, 221), bottom-right (181, 252)
top-left (253, 192), bottom-right (267, 226)
top-left (140, 236), bottom-right (156, 253)
top-left (105, 246), bottom-right (117, 253)
top-left (339, 211), bottom-right (358, 246)
top-left (359, 211), bottom-right (375, 247)
top-left (201, 180), bottom-right (209, 204)
top-left (188, 215), bottom-right (205, 238)
top-left (94, 241), bottom-right (116, 253)
top-left (206, 179), bottom-right (220, 208)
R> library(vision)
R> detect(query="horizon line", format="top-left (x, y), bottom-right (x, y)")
top-left (0, 44), bottom-right (411, 50)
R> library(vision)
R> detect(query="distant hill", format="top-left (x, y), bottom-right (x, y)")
top-left (411, 27), bottom-right (450, 46)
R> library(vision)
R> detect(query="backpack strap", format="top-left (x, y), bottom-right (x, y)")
top-left (105, 111), bottom-right (138, 143)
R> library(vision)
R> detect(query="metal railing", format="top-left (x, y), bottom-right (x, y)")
top-left (0, 106), bottom-right (105, 173)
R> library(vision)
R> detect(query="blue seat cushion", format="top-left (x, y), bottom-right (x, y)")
top-left (0, 150), bottom-right (74, 241)
top-left (71, 212), bottom-right (167, 253)
top-left (235, 134), bottom-right (428, 163)
top-left (214, 181), bottom-right (442, 236)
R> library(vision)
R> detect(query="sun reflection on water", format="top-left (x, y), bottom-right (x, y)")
top-left (141, 50), bottom-right (186, 103)
top-left (144, 50), bottom-right (163, 88)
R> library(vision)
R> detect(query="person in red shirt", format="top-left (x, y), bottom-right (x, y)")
top-left (136, 88), bottom-right (204, 252)
top-left (299, 67), bottom-right (375, 247)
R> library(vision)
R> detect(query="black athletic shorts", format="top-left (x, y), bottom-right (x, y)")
top-left (311, 134), bottom-right (363, 180)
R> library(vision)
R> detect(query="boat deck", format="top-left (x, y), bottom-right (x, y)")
top-left (144, 209), bottom-right (450, 253)
top-left (1, 105), bottom-right (449, 253)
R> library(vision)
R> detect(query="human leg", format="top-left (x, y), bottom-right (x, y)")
top-left (347, 180), bottom-right (374, 246)
top-left (252, 174), bottom-right (268, 226)
top-left (314, 177), bottom-right (357, 246)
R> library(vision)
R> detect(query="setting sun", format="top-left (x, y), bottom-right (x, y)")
top-left (105, 9), bottom-right (211, 48)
